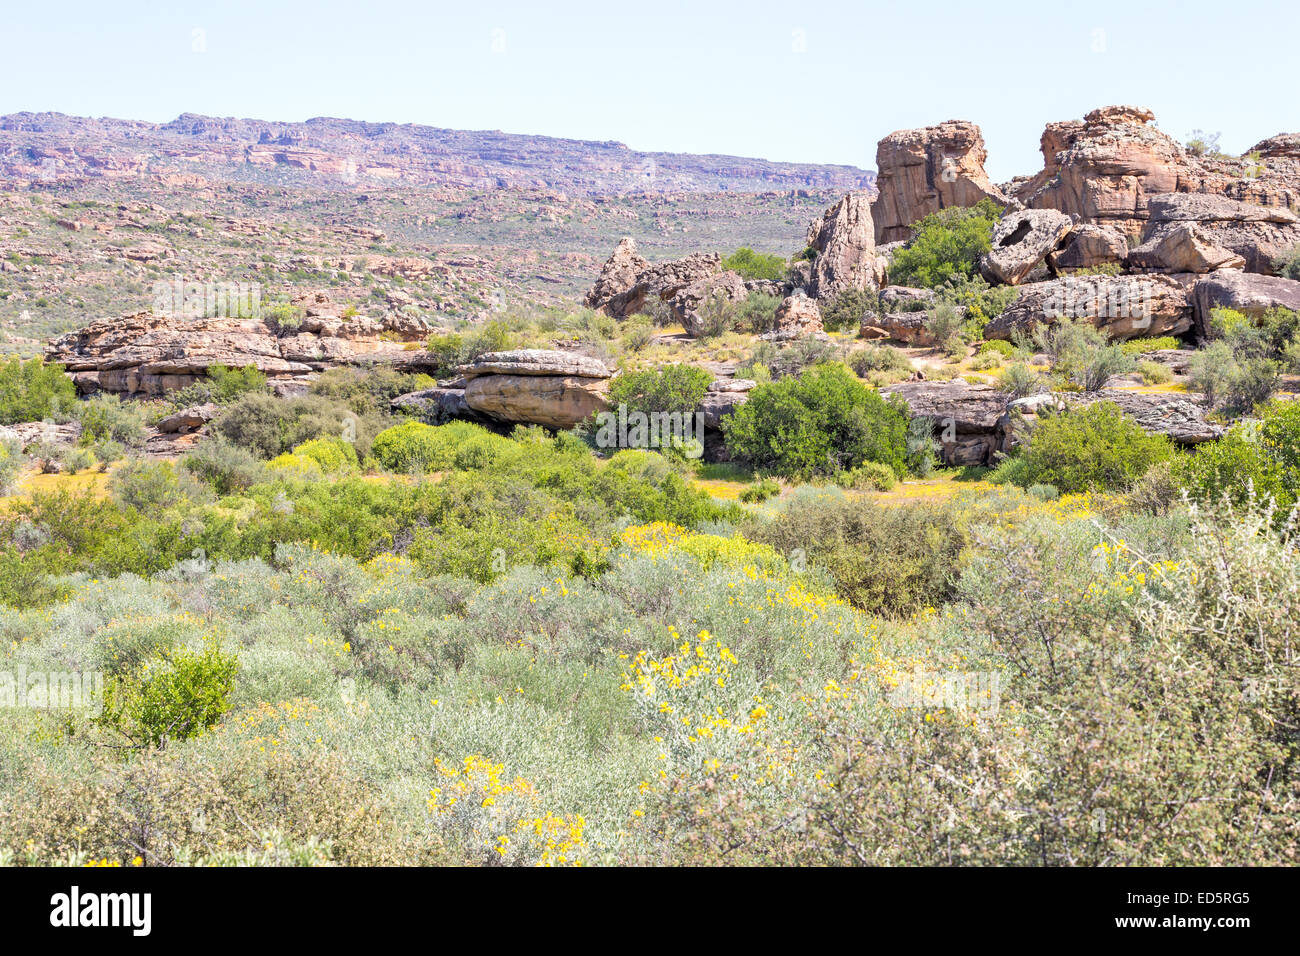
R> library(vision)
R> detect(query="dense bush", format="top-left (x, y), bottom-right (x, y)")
top-left (887, 199), bottom-right (1002, 289)
top-left (992, 402), bottom-right (1174, 493)
top-left (1173, 400), bottom-right (1299, 520)
top-left (607, 364), bottom-right (712, 416)
top-left (214, 392), bottom-right (379, 458)
top-left (822, 288), bottom-right (877, 332)
top-left (746, 495), bottom-right (967, 614)
top-left (1187, 307), bottom-right (1299, 417)
top-left (720, 247), bottom-right (786, 281)
top-left (724, 363), bottom-right (910, 479)
top-left (0, 357), bottom-right (77, 424)
top-left (736, 338), bottom-right (841, 381)
top-left (77, 394), bottom-right (147, 448)
top-left (308, 366), bottom-right (435, 419)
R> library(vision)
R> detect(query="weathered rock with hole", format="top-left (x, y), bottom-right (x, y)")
top-left (981, 209), bottom-right (1075, 285)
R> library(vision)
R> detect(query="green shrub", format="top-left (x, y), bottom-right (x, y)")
top-left (739, 478), bottom-right (780, 503)
top-left (1138, 360), bottom-right (1173, 385)
top-left (371, 420), bottom-right (490, 473)
top-left (1173, 401), bottom-right (1299, 520)
top-left (997, 362), bottom-right (1042, 398)
top-left (181, 436), bottom-right (268, 495)
top-left (264, 301), bottom-right (304, 334)
top-left (887, 199), bottom-right (1002, 289)
top-left (720, 247), bottom-right (786, 281)
top-left (109, 459), bottom-right (188, 511)
top-left (0, 357), bottom-right (77, 424)
top-left (822, 288), bottom-right (878, 333)
top-left (839, 460), bottom-right (897, 491)
top-left (607, 364), bottom-right (712, 417)
top-left (207, 364), bottom-right (268, 403)
top-left (292, 436), bottom-right (360, 474)
top-left (1005, 402), bottom-right (1175, 493)
top-left (736, 292), bottom-right (781, 335)
top-left (848, 345), bottom-right (912, 377)
top-left (77, 394), bottom-right (147, 448)
top-left (1275, 244), bottom-right (1300, 281)
top-left (215, 392), bottom-right (379, 458)
top-left (933, 273), bottom-right (1019, 328)
top-left (745, 496), bottom-right (966, 614)
top-left (0, 438), bottom-right (23, 494)
top-left (96, 638), bottom-right (239, 748)
top-left (724, 363), bottom-right (910, 480)
top-left (1120, 336), bottom-right (1181, 355)
top-left (309, 366), bottom-right (434, 419)
top-left (979, 339), bottom-right (1015, 357)
top-left (736, 338), bottom-right (842, 381)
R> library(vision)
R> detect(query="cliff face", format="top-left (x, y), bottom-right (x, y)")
top-left (0, 112), bottom-right (874, 196)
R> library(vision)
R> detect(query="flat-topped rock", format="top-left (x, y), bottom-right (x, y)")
top-left (986, 274), bottom-right (1193, 341)
top-left (458, 349), bottom-right (612, 379)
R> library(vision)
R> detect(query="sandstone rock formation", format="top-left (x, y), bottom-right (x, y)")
top-left (672, 271), bottom-right (748, 337)
top-left (760, 292), bottom-right (825, 341)
top-left (805, 192), bottom-right (884, 299)
top-left (1046, 224), bottom-right (1130, 272)
top-left (859, 310), bottom-right (938, 346)
top-left (884, 379), bottom-right (1222, 465)
top-left (980, 209), bottom-right (1074, 285)
top-left (586, 248), bottom-right (723, 319)
top-left (1012, 106), bottom-right (1208, 236)
top-left (45, 299), bottom-right (430, 396)
top-left (986, 274), bottom-right (1193, 341)
top-left (1189, 270), bottom-right (1300, 336)
top-left (871, 121), bottom-right (1010, 244)
top-left (156, 403), bottom-right (219, 434)
top-left (584, 237), bottom-right (649, 310)
top-left (1130, 194), bottom-right (1300, 274)
top-left (450, 349), bottom-right (612, 429)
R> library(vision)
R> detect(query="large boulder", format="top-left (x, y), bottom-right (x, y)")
top-left (457, 350), bottom-right (613, 429)
top-left (672, 271), bottom-right (749, 337)
top-left (1189, 270), bottom-right (1300, 336)
top-left (390, 387), bottom-right (490, 425)
top-left (980, 209), bottom-right (1075, 285)
top-left (884, 379), bottom-right (1223, 465)
top-left (805, 192), bottom-right (884, 299)
top-left (1130, 194), bottom-right (1300, 274)
top-left (1047, 223), bottom-right (1130, 272)
top-left (870, 121), bottom-right (1010, 244)
top-left (604, 252), bottom-right (722, 319)
top-left (859, 308), bottom-right (956, 346)
top-left (584, 237), bottom-right (649, 311)
top-left (986, 274), bottom-right (1193, 341)
top-left (1127, 222), bottom-right (1245, 274)
top-left (760, 292), bottom-right (825, 341)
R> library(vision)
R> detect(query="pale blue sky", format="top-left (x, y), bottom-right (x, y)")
top-left (2, 0), bottom-right (1295, 180)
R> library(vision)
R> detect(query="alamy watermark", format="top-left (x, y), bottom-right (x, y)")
top-left (151, 279), bottom-right (261, 320)
top-left (0, 666), bottom-right (103, 714)
top-left (593, 405), bottom-right (706, 459)
top-left (1042, 277), bottom-right (1153, 330)
top-left (887, 663), bottom-right (1001, 717)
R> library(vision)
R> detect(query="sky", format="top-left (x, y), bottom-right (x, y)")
top-left (2, 0), bottom-right (1296, 181)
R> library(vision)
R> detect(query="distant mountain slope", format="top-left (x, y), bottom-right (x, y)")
top-left (0, 112), bottom-right (874, 195)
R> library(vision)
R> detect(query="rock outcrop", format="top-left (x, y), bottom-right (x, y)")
top-left (452, 349), bottom-right (612, 429)
top-left (584, 237), bottom-right (648, 310)
top-left (761, 292), bottom-right (825, 341)
top-left (1012, 106), bottom-right (1209, 236)
top-left (45, 292), bottom-right (431, 397)
top-left (859, 310), bottom-right (939, 346)
top-left (986, 274), bottom-right (1193, 341)
top-left (672, 271), bottom-right (748, 337)
top-left (1046, 224), bottom-right (1130, 272)
top-left (1130, 194), bottom-right (1300, 274)
top-left (591, 250), bottom-right (723, 319)
top-left (805, 192), bottom-right (884, 299)
top-left (1189, 270), bottom-right (1300, 336)
top-left (884, 379), bottom-right (1222, 465)
top-left (871, 121), bottom-right (1010, 244)
top-left (980, 209), bottom-right (1074, 285)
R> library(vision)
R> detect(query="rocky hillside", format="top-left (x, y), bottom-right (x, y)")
top-left (0, 112), bottom-right (873, 195)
